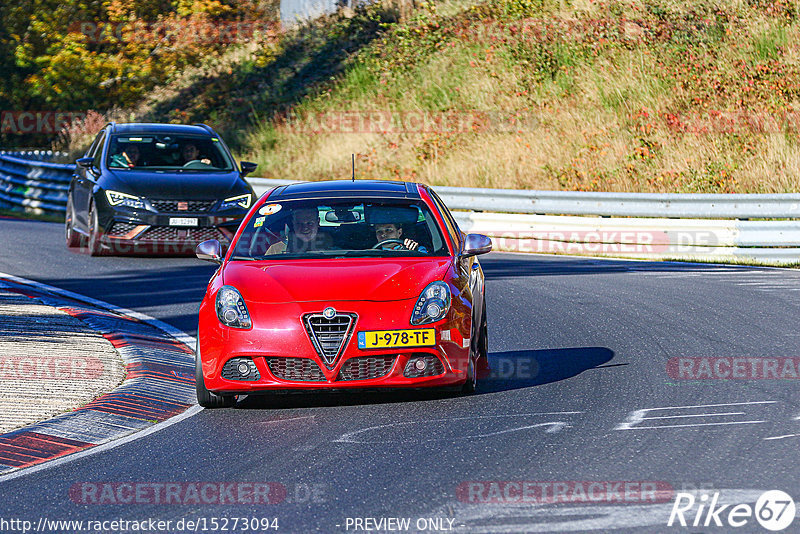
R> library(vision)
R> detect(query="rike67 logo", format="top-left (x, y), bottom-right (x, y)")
top-left (668, 490), bottom-right (796, 531)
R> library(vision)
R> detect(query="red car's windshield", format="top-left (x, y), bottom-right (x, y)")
top-left (229, 199), bottom-right (449, 259)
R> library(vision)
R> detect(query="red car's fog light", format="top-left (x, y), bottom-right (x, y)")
top-left (404, 355), bottom-right (445, 378)
top-left (221, 357), bottom-right (260, 381)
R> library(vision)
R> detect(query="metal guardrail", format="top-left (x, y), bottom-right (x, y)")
top-left (249, 178), bottom-right (800, 218)
top-left (0, 156), bottom-right (798, 263)
top-left (0, 151), bottom-right (72, 214)
top-left (451, 211), bottom-right (800, 263)
top-left (250, 178), bottom-right (800, 264)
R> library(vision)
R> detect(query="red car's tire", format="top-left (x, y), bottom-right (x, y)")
top-left (195, 344), bottom-right (237, 408)
top-left (462, 355), bottom-right (477, 394)
top-left (462, 299), bottom-right (488, 394)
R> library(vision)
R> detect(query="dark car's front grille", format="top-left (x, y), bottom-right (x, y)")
top-left (138, 226), bottom-right (226, 242)
top-left (149, 199), bottom-right (216, 213)
top-left (265, 357), bottom-right (326, 382)
top-left (106, 222), bottom-right (140, 237)
top-left (303, 312), bottom-right (357, 369)
top-left (337, 356), bottom-right (396, 381)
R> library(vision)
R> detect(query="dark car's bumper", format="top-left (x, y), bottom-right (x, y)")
top-left (97, 206), bottom-right (245, 255)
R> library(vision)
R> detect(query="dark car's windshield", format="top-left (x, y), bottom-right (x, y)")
top-left (230, 199), bottom-right (449, 260)
top-left (106, 134), bottom-right (235, 171)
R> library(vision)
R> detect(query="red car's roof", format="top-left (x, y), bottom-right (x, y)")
top-left (267, 180), bottom-right (421, 200)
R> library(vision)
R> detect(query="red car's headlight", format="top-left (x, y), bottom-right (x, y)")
top-left (215, 286), bottom-right (252, 329)
top-left (410, 281), bottom-right (451, 325)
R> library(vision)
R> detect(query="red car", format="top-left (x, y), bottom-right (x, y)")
top-left (194, 180), bottom-right (491, 407)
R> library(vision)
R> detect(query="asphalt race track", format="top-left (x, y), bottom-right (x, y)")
top-left (0, 217), bottom-right (799, 533)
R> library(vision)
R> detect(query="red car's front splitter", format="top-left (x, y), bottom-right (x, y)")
top-left (199, 300), bottom-right (473, 394)
top-left (206, 351), bottom-right (467, 395)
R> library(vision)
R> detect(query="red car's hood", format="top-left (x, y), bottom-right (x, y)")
top-left (222, 258), bottom-right (452, 303)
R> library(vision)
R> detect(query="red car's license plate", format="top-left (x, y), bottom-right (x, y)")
top-left (357, 329), bottom-right (436, 349)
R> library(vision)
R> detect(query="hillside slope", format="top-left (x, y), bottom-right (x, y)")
top-left (135, 0), bottom-right (800, 193)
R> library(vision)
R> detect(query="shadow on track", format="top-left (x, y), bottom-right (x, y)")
top-left (478, 347), bottom-right (615, 393)
top-left (234, 347), bottom-right (615, 410)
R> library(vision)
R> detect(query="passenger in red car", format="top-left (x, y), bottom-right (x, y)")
top-left (267, 208), bottom-right (332, 254)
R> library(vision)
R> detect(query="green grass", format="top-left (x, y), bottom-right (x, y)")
top-left (97, 0), bottom-right (800, 194)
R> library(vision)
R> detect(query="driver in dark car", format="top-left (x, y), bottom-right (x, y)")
top-left (181, 142), bottom-right (211, 165)
top-left (374, 222), bottom-right (419, 250)
top-left (110, 144), bottom-right (141, 168)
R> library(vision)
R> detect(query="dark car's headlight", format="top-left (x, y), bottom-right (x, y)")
top-left (105, 190), bottom-right (144, 209)
top-left (219, 194), bottom-right (251, 210)
top-left (216, 286), bottom-right (251, 329)
top-left (410, 281), bottom-right (451, 325)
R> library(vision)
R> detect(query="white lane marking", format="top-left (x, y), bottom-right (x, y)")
top-left (0, 405), bottom-right (202, 483)
top-left (615, 401), bottom-right (776, 430)
top-left (765, 412), bottom-right (800, 440)
top-left (0, 271), bottom-right (202, 481)
top-left (764, 434), bottom-right (800, 440)
top-left (622, 420), bottom-right (766, 430)
top-left (0, 271), bottom-right (196, 348)
top-left (334, 412), bottom-right (582, 443)
top-left (642, 412), bottom-right (745, 420)
top-left (259, 416), bottom-right (316, 424)
top-left (736, 282), bottom-right (800, 285)
top-left (463, 422), bottom-right (570, 438)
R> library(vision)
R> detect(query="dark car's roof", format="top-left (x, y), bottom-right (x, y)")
top-left (109, 123), bottom-right (214, 136)
top-left (268, 180), bottom-right (422, 200)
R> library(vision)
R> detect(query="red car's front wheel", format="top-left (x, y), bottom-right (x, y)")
top-left (195, 343), bottom-right (237, 408)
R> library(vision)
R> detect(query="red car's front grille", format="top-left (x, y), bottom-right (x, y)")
top-left (303, 313), bottom-right (357, 369)
top-left (336, 356), bottom-right (396, 381)
top-left (265, 357), bottom-right (326, 382)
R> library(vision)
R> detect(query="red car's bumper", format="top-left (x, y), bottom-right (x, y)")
top-left (198, 298), bottom-right (472, 393)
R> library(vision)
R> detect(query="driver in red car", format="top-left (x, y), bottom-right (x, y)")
top-left (374, 222), bottom-right (419, 251)
top-left (267, 207), bottom-right (332, 254)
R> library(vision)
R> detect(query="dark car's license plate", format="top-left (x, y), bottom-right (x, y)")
top-left (357, 329), bottom-right (436, 349)
top-left (169, 217), bottom-right (198, 226)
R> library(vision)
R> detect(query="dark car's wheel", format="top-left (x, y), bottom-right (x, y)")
top-left (87, 204), bottom-right (105, 256)
top-left (195, 344), bottom-right (237, 408)
top-left (65, 196), bottom-right (83, 248)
